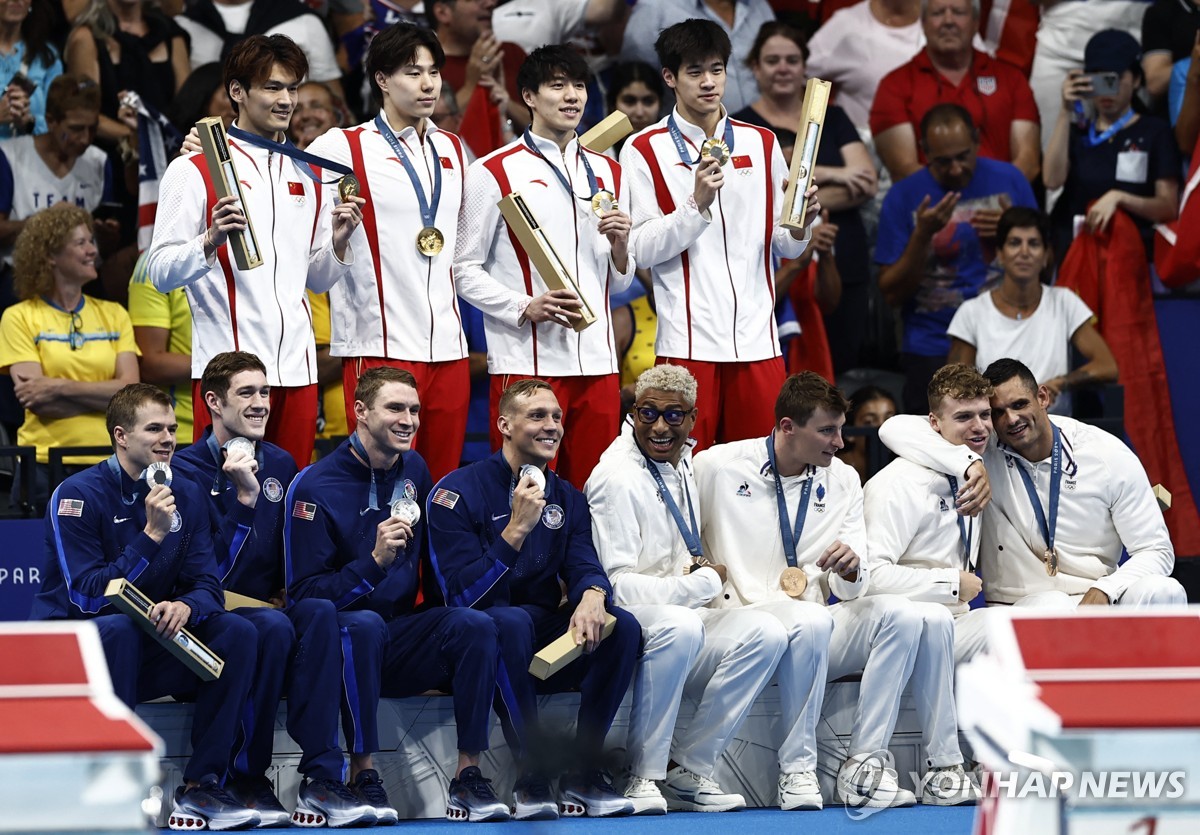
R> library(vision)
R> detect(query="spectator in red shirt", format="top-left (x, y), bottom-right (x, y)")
top-left (869, 0), bottom-right (1040, 183)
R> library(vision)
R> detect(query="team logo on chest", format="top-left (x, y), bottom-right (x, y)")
top-left (170, 509), bottom-right (183, 532)
top-left (736, 481), bottom-right (752, 498)
top-left (542, 504), bottom-right (565, 529)
top-left (813, 483), bottom-right (826, 513)
top-left (263, 477), bottom-right (284, 502)
top-left (403, 479), bottom-right (417, 500)
top-left (1064, 476), bottom-right (1077, 491)
top-left (939, 496), bottom-right (949, 512)
top-left (976, 76), bottom-right (997, 96)
top-left (287, 181), bottom-right (306, 205)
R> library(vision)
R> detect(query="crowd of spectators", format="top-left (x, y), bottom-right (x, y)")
top-left (0, 0), bottom-right (1195, 513)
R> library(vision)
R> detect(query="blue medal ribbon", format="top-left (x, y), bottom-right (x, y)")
top-left (348, 432), bottom-right (406, 513)
top-left (521, 128), bottom-right (600, 204)
top-left (666, 112), bottom-right (735, 167)
top-left (226, 124), bottom-right (353, 182)
top-left (765, 434), bottom-right (813, 568)
top-left (945, 475), bottom-right (973, 569)
top-left (1014, 424), bottom-right (1063, 557)
top-left (374, 113), bottom-right (443, 234)
top-left (635, 439), bottom-right (702, 559)
top-left (1085, 107), bottom-right (1135, 148)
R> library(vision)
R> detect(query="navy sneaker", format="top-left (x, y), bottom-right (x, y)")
top-left (293, 777), bottom-right (377, 828)
top-left (347, 769), bottom-right (398, 825)
top-left (446, 766), bottom-right (511, 822)
top-left (228, 775), bottom-right (291, 827)
top-left (559, 771), bottom-right (635, 818)
top-left (512, 773), bottom-right (558, 821)
top-left (170, 775), bottom-right (261, 831)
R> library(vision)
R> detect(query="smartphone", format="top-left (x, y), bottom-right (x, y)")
top-left (1083, 72), bottom-right (1121, 98)
top-left (7, 73), bottom-right (36, 97)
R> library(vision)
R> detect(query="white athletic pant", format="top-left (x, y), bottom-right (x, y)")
top-left (1011, 575), bottom-right (1188, 609)
top-left (953, 607), bottom-right (992, 665)
top-left (623, 603), bottom-right (787, 780)
top-left (750, 594), bottom-right (930, 772)
top-left (908, 602), bottom-right (967, 769)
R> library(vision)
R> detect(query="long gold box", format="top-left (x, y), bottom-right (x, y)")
top-left (196, 116), bottom-right (263, 271)
top-left (529, 612), bottom-right (617, 680)
top-left (104, 578), bottom-right (225, 681)
top-left (781, 79), bottom-right (832, 231)
top-left (579, 112), bottom-right (632, 153)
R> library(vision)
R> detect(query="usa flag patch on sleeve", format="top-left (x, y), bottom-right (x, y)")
top-left (432, 488), bottom-right (459, 509)
top-left (292, 501), bottom-right (317, 521)
top-left (57, 498), bottom-right (84, 517)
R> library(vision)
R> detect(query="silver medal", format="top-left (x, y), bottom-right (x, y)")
top-left (390, 497), bottom-right (421, 525)
top-left (144, 461), bottom-right (173, 488)
top-left (223, 437), bottom-right (256, 459)
top-left (519, 463), bottom-right (546, 494)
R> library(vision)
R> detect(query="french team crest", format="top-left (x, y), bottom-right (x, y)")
top-left (542, 504), bottom-right (565, 529)
top-left (976, 76), bottom-right (997, 96)
top-left (263, 477), bottom-right (284, 502)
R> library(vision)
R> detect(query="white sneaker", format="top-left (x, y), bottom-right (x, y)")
top-left (837, 755), bottom-right (917, 809)
top-left (778, 771), bottom-right (823, 811)
top-left (920, 764), bottom-right (981, 806)
top-left (659, 766), bottom-right (746, 812)
top-left (621, 773), bottom-right (668, 816)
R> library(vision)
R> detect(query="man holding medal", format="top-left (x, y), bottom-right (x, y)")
top-left (172, 352), bottom-right (374, 827)
top-left (30, 384), bottom-right (261, 830)
top-left (146, 34), bottom-right (365, 468)
top-left (585, 365), bottom-right (786, 814)
top-left (306, 23), bottom-right (472, 482)
top-left (694, 372), bottom-right (957, 811)
top-left (285, 367), bottom-right (512, 824)
top-left (621, 19), bottom-right (821, 453)
top-left (454, 44), bottom-right (634, 488)
top-left (879, 358), bottom-right (1184, 609)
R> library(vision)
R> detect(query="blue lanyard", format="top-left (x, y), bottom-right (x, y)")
top-left (765, 434), bottom-right (813, 568)
top-left (348, 432), bottom-right (404, 513)
top-left (226, 124), bottom-right (353, 181)
top-left (205, 432), bottom-right (264, 496)
top-left (636, 440), bottom-right (702, 559)
top-left (521, 128), bottom-right (599, 202)
top-left (666, 112), bottom-right (735, 166)
top-left (945, 475), bottom-right (973, 568)
top-left (1085, 107), bottom-right (1135, 147)
top-left (374, 113), bottom-right (443, 232)
top-left (1014, 424), bottom-right (1063, 555)
top-left (106, 454), bottom-right (140, 506)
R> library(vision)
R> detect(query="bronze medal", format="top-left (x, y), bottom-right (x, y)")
top-left (780, 566), bottom-right (808, 598)
top-left (338, 174), bottom-right (360, 202)
top-left (591, 189), bottom-right (616, 217)
top-left (1045, 547), bottom-right (1058, 577)
top-left (416, 226), bottom-right (445, 256)
top-left (701, 137), bottom-right (730, 166)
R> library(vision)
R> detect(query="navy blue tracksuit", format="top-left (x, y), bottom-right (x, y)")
top-left (284, 439), bottom-right (497, 755)
top-left (426, 452), bottom-right (641, 759)
top-left (173, 430), bottom-right (343, 783)
top-left (31, 456), bottom-right (255, 783)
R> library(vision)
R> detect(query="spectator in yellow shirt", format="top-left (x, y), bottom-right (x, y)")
top-left (128, 251), bottom-right (193, 441)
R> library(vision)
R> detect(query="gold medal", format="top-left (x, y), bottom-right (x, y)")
top-left (416, 226), bottom-right (445, 256)
top-left (591, 189), bottom-right (616, 217)
top-left (701, 138), bottom-right (730, 166)
top-left (338, 174), bottom-right (360, 202)
top-left (1045, 548), bottom-right (1058, 577)
top-left (780, 566), bottom-right (808, 598)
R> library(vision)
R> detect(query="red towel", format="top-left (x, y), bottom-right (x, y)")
top-left (785, 259), bottom-right (835, 382)
top-left (457, 86), bottom-right (504, 159)
top-left (1153, 132), bottom-right (1200, 288)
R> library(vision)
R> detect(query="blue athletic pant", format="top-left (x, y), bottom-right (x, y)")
top-left (230, 601), bottom-right (344, 783)
top-left (94, 610), bottom-right (256, 783)
top-left (336, 607), bottom-right (498, 755)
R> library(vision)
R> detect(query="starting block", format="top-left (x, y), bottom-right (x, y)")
top-left (0, 622), bottom-right (162, 831)
top-left (959, 607), bottom-right (1200, 835)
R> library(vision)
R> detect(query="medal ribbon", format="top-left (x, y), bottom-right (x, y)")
top-left (348, 432), bottom-right (405, 513)
top-left (1014, 423), bottom-right (1063, 557)
top-left (107, 454), bottom-right (141, 506)
top-left (226, 124), bottom-right (353, 182)
top-left (945, 475), bottom-right (973, 569)
top-left (666, 112), bottom-right (735, 166)
top-left (635, 438), bottom-right (702, 558)
top-left (766, 434), bottom-right (813, 568)
top-left (522, 128), bottom-right (599, 202)
top-left (374, 114), bottom-right (443, 234)
top-left (1085, 107), bottom-right (1135, 147)
top-left (205, 432), bottom-right (264, 496)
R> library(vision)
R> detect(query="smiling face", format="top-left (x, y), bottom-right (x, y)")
top-left (633, 387), bottom-right (696, 467)
top-left (997, 225), bottom-right (1049, 284)
top-left (779, 407), bottom-right (846, 470)
top-left (524, 72), bottom-right (587, 136)
top-left (499, 387), bottom-right (563, 467)
top-left (230, 63), bottom-right (299, 138)
top-left (50, 223), bottom-right (99, 287)
top-left (663, 54), bottom-right (727, 124)
top-left (990, 376), bottom-right (1053, 460)
top-left (208, 368), bottom-right (270, 443)
top-left (930, 395), bottom-right (992, 454)
top-left (115, 402), bottom-right (178, 473)
top-left (751, 35), bottom-right (804, 101)
top-left (355, 381), bottom-right (421, 460)
top-left (290, 82), bottom-right (338, 149)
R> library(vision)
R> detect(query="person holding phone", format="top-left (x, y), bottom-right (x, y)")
top-left (0, 0), bottom-right (63, 139)
top-left (1044, 29), bottom-right (1181, 259)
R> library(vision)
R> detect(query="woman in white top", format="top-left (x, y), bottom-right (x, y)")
top-left (947, 206), bottom-right (1117, 414)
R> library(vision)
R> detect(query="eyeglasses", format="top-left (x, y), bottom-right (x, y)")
top-left (68, 310), bottom-right (84, 351)
top-left (636, 406), bottom-right (695, 426)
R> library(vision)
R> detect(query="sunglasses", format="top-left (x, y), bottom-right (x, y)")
top-left (635, 406), bottom-right (695, 426)
top-left (68, 310), bottom-right (84, 351)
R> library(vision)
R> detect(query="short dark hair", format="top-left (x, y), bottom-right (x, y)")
top-left (200, 352), bottom-right (268, 412)
top-left (107, 384), bottom-right (173, 445)
top-left (517, 44), bottom-right (591, 103)
top-left (775, 372), bottom-right (850, 427)
top-left (996, 206), bottom-right (1050, 250)
top-left (498, 378), bottom-right (555, 417)
top-left (983, 358), bottom-right (1039, 395)
top-left (919, 102), bottom-right (978, 146)
top-left (606, 60), bottom-right (664, 111)
top-left (224, 35), bottom-right (309, 116)
top-left (847, 385), bottom-right (898, 426)
top-left (355, 367), bottom-right (419, 409)
top-left (367, 23), bottom-right (446, 105)
top-left (745, 20), bottom-right (807, 67)
top-left (654, 19), bottom-right (732, 76)
top-left (45, 74), bottom-right (100, 122)
top-left (928, 363), bottom-right (993, 413)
